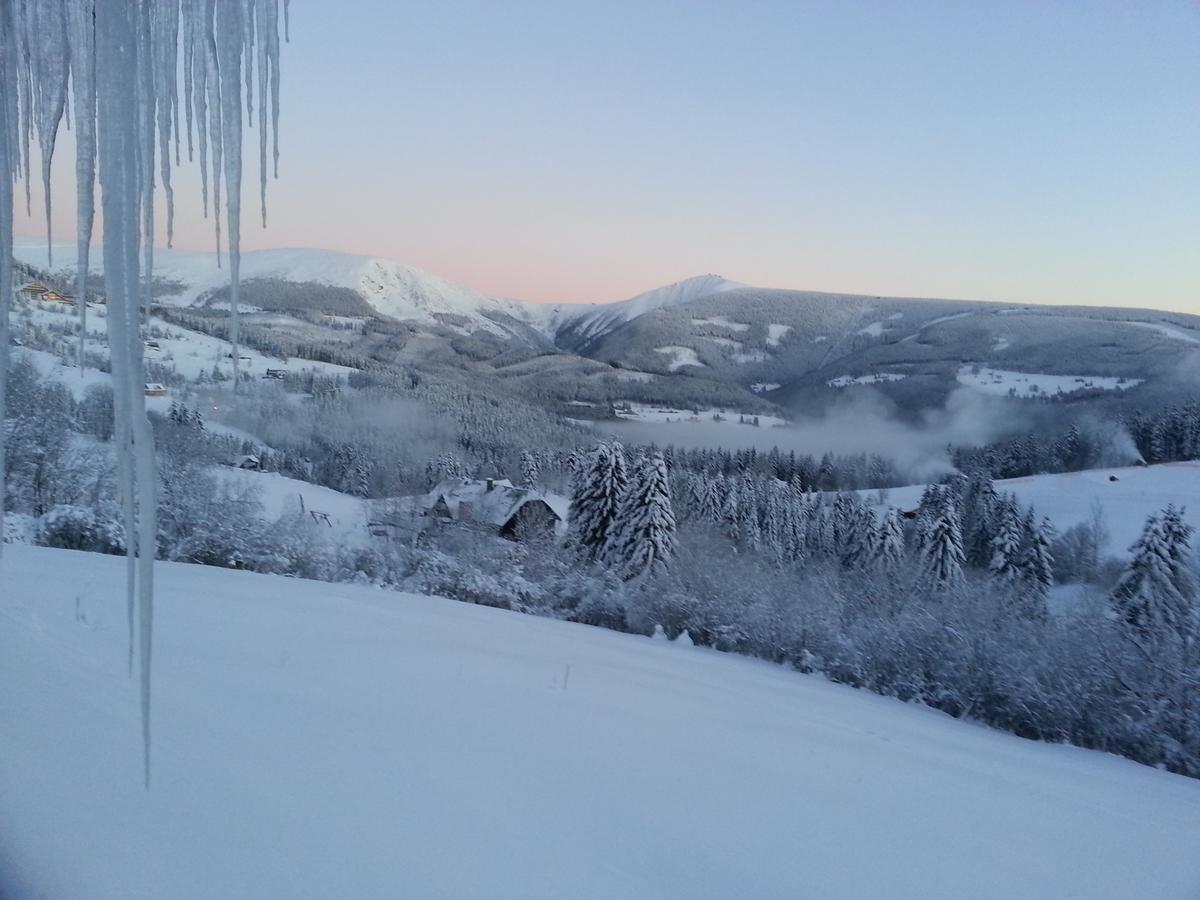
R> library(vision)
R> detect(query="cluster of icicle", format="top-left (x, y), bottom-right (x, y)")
top-left (0, 0), bottom-right (287, 787)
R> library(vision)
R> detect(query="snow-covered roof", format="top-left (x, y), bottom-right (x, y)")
top-left (425, 478), bottom-right (568, 528)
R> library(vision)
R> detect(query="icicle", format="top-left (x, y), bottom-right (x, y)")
top-left (15, 0), bottom-right (34, 216)
top-left (153, 0), bottom-right (179, 248)
top-left (217, 0), bottom-right (244, 387)
top-left (0, 0), bottom-right (15, 564)
top-left (243, 0), bottom-right (255, 122)
top-left (68, 0), bottom-right (97, 375)
top-left (205, 0), bottom-right (224, 267)
top-left (3, 0), bottom-right (286, 790)
top-left (30, 0), bottom-right (70, 266)
top-left (255, 0), bottom-right (279, 226)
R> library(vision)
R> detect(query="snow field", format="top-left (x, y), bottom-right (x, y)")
top-left (653, 346), bottom-right (706, 371)
top-left (1, 544), bottom-right (1199, 899)
top-left (957, 365), bottom-right (1141, 398)
top-left (869, 461), bottom-right (1200, 556)
top-left (828, 373), bottom-right (908, 388)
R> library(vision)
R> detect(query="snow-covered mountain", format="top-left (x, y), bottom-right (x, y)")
top-left (552, 274), bottom-right (748, 350)
top-left (11, 237), bottom-right (744, 345)
top-left (15, 236), bottom-right (1200, 419)
top-left (12, 237), bottom-right (547, 335)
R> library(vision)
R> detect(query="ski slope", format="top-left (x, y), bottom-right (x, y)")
top-left (2, 545), bottom-right (1199, 899)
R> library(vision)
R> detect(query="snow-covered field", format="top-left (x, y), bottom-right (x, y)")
top-left (691, 315), bottom-right (749, 332)
top-left (653, 345), bottom-right (706, 371)
top-left (828, 372), bottom-right (908, 388)
top-left (1, 545), bottom-right (1198, 899)
top-left (766, 323), bottom-right (791, 346)
top-left (856, 320), bottom-right (887, 337)
top-left (216, 468), bottom-right (369, 543)
top-left (16, 294), bottom-right (355, 384)
top-left (957, 365), bottom-right (1141, 398)
top-left (872, 461), bottom-right (1200, 555)
top-left (615, 402), bottom-right (788, 428)
top-left (1127, 320), bottom-right (1200, 345)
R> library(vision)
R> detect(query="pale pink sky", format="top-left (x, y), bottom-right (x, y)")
top-left (15, 1), bottom-right (1200, 314)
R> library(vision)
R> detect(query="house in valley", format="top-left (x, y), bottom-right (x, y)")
top-left (16, 281), bottom-right (49, 301)
top-left (421, 477), bottom-right (568, 541)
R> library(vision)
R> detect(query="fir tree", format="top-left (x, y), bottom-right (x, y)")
top-left (876, 508), bottom-right (905, 570)
top-left (519, 450), bottom-right (540, 489)
top-left (922, 492), bottom-right (965, 591)
top-left (989, 498), bottom-right (1024, 583)
top-left (569, 442), bottom-right (629, 562)
top-left (1111, 512), bottom-right (1187, 636)
top-left (608, 451), bottom-right (676, 578)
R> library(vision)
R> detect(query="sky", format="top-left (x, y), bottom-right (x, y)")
top-left (16, 0), bottom-right (1200, 313)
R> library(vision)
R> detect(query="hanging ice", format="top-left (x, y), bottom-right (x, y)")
top-left (0, 0), bottom-right (285, 788)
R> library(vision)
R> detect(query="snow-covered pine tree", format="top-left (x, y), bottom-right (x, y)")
top-left (1021, 513), bottom-right (1055, 593)
top-left (1111, 512), bottom-right (1187, 636)
top-left (569, 442), bottom-right (629, 562)
top-left (1161, 505), bottom-right (1196, 611)
top-left (989, 497), bottom-right (1024, 583)
top-left (876, 508), bottom-right (905, 570)
top-left (720, 478), bottom-right (741, 543)
top-left (607, 451), bottom-right (676, 578)
top-left (519, 450), bottom-right (540, 489)
top-left (921, 491), bottom-right (965, 591)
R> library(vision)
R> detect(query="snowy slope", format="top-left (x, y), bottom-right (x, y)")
top-left (556, 274), bottom-right (748, 347)
top-left (2, 545), bottom-right (1199, 899)
top-left (13, 237), bottom-right (539, 334)
top-left (872, 461), bottom-right (1200, 555)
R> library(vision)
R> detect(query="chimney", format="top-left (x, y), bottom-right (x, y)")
top-left (486, 478), bottom-right (494, 492)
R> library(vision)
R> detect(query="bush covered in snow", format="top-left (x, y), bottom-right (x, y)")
top-left (38, 505), bottom-right (125, 555)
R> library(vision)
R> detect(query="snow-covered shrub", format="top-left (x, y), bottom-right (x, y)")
top-left (2, 512), bottom-right (38, 545)
top-left (38, 505), bottom-right (125, 554)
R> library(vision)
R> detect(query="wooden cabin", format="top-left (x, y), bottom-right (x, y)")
top-left (144, 383), bottom-right (168, 397)
top-left (16, 281), bottom-right (49, 301)
top-left (39, 290), bottom-right (75, 306)
top-left (420, 478), bottom-right (568, 542)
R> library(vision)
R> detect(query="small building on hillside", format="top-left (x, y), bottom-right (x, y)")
top-left (16, 281), bottom-right (49, 301)
top-left (144, 383), bottom-right (168, 397)
top-left (40, 290), bottom-right (75, 306)
top-left (421, 477), bottom-right (568, 541)
top-left (231, 454), bottom-right (262, 471)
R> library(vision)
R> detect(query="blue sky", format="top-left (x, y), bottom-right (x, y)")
top-left (22, 0), bottom-right (1200, 311)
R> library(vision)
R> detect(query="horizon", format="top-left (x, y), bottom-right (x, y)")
top-left (11, 232), bottom-right (1198, 316)
top-left (13, 1), bottom-right (1200, 316)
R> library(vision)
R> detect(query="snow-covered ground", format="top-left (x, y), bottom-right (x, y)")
top-left (13, 237), bottom-right (537, 336)
top-left (691, 315), bottom-right (750, 332)
top-left (856, 320), bottom-right (887, 337)
top-left (766, 323), bottom-right (792, 346)
top-left (871, 461), bottom-right (1200, 555)
top-left (731, 350), bottom-right (768, 364)
top-left (15, 293), bottom-right (355, 384)
top-left (653, 345), bottom-right (706, 371)
top-left (828, 373), bottom-right (908, 388)
top-left (216, 468), bottom-right (369, 543)
top-left (1, 544), bottom-right (1198, 900)
top-left (751, 382), bottom-right (781, 393)
top-left (615, 402), bottom-right (787, 428)
top-left (1127, 320), bottom-right (1200, 345)
top-left (957, 365), bottom-right (1141, 398)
